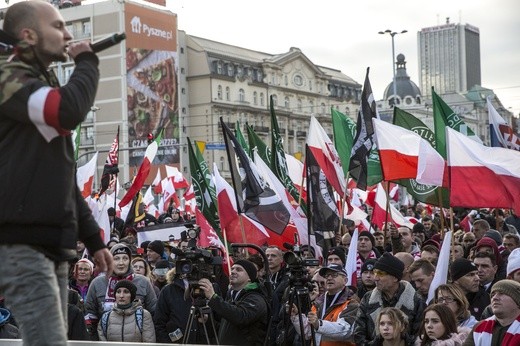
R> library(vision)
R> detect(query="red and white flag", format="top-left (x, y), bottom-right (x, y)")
top-left (77, 152), bottom-right (98, 199)
top-left (345, 229), bottom-right (359, 288)
top-left (371, 183), bottom-right (414, 229)
top-left (196, 208), bottom-right (232, 275)
top-left (488, 97), bottom-right (520, 150)
top-left (307, 116), bottom-right (346, 195)
top-left (447, 127), bottom-right (520, 214)
top-left (166, 166), bottom-right (190, 190)
top-left (119, 140), bottom-right (158, 208)
top-left (213, 163), bottom-right (269, 245)
top-left (373, 118), bottom-right (445, 186)
top-left (152, 169), bottom-right (162, 194)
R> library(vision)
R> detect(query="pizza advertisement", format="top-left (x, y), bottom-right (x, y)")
top-left (124, 2), bottom-right (179, 167)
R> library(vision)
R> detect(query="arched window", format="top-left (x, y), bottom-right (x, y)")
top-left (239, 89), bottom-right (245, 102)
top-left (226, 87), bottom-right (230, 101)
top-left (309, 101), bottom-right (314, 113)
top-left (253, 92), bottom-right (258, 105)
top-left (297, 99), bottom-right (302, 111)
top-left (260, 93), bottom-right (265, 106)
top-left (217, 85), bottom-right (222, 100)
top-left (285, 97), bottom-right (290, 109)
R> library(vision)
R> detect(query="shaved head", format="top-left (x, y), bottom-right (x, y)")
top-left (3, 1), bottom-right (50, 40)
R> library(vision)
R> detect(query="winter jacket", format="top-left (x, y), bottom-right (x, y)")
top-left (466, 287), bottom-right (490, 321)
top-left (154, 277), bottom-right (217, 343)
top-left (85, 272), bottom-right (157, 328)
top-left (208, 282), bottom-right (269, 346)
top-left (291, 287), bottom-right (358, 345)
top-left (415, 327), bottom-right (470, 346)
top-left (97, 300), bottom-right (155, 342)
top-left (68, 304), bottom-right (89, 341)
top-left (354, 281), bottom-right (425, 345)
top-left (0, 45), bottom-right (105, 260)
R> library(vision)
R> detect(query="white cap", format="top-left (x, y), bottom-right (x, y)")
top-left (507, 248), bottom-right (520, 276)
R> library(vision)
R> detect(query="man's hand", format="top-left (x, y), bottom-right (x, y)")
top-left (198, 278), bottom-right (215, 299)
top-left (92, 248), bottom-right (113, 277)
top-left (307, 311), bottom-right (319, 329)
top-left (67, 41), bottom-right (93, 59)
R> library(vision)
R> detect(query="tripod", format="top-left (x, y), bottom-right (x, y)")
top-left (283, 285), bottom-right (316, 346)
top-left (182, 296), bottom-right (219, 344)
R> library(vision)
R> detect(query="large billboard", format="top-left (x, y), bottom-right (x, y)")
top-left (125, 3), bottom-right (179, 166)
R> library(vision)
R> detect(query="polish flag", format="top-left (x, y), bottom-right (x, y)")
top-left (371, 183), bottom-right (414, 229)
top-left (183, 184), bottom-right (196, 201)
top-left (77, 152), bottom-right (98, 199)
top-left (166, 166), bottom-right (190, 190)
top-left (373, 118), bottom-right (446, 186)
top-left (196, 208), bottom-right (232, 275)
top-left (161, 178), bottom-right (176, 212)
top-left (488, 97), bottom-right (520, 150)
top-left (345, 229), bottom-right (359, 288)
top-left (213, 163), bottom-right (269, 246)
top-left (307, 116), bottom-right (346, 195)
top-left (143, 186), bottom-right (155, 207)
top-left (152, 169), bottom-right (162, 194)
top-left (119, 141), bottom-right (158, 208)
top-left (447, 127), bottom-right (520, 214)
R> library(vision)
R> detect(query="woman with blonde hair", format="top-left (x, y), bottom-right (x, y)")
top-left (131, 257), bottom-right (160, 297)
top-left (370, 307), bottom-right (415, 346)
top-left (434, 284), bottom-right (477, 328)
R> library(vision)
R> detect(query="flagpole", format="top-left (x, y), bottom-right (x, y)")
top-left (338, 173), bottom-right (351, 237)
top-left (384, 181), bottom-right (391, 234)
top-left (238, 214), bottom-right (248, 245)
top-left (305, 147), bottom-right (312, 251)
top-left (450, 207), bottom-right (455, 261)
top-left (436, 189), bottom-right (446, 239)
top-left (221, 225), bottom-right (233, 275)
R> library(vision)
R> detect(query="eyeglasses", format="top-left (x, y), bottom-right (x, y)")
top-left (373, 269), bottom-right (388, 277)
top-left (437, 296), bottom-right (455, 304)
top-left (323, 272), bottom-right (344, 279)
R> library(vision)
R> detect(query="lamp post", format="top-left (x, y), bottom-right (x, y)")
top-left (378, 29), bottom-right (407, 106)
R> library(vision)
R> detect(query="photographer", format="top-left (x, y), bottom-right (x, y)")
top-left (290, 264), bottom-right (358, 346)
top-left (199, 260), bottom-right (269, 346)
top-left (154, 246), bottom-right (221, 344)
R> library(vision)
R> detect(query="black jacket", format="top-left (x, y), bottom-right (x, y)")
top-left (467, 286), bottom-right (490, 321)
top-left (0, 47), bottom-right (104, 259)
top-left (208, 282), bottom-right (269, 346)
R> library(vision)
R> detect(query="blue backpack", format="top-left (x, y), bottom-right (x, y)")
top-left (100, 307), bottom-right (143, 339)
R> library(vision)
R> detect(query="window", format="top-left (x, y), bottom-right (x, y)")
top-left (294, 74), bottom-right (303, 87)
top-left (217, 62), bottom-right (223, 74)
top-left (237, 66), bottom-right (243, 77)
top-left (217, 85), bottom-right (222, 100)
top-left (285, 97), bottom-right (290, 109)
top-left (260, 93), bottom-right (265, 106)
top-left (226, 87), bottom-right (230, 101)
top-left (83, 21), bottom-right (91, 36)
top-left (284, 75), bottom-right (288, 86)
top-left (180, 47), bottom-right (184, 54)
top-left (239, 89), bottom-right (245, 102)
top-left (309, 101), bottom-right (314, 113)
top-left (272, 95), bottom-right (278, 107)
top-left (257, 70), bottom-right (263, 82)
top-left (297, 99), bottom-right (302, 112)
top-left (227, 64), bottom-right (234, 77)
top-left (321, 103), bottom-right (326, 115)
top-left (180, 68), bottom-right (185, 74)
top-left (253, 92), bottom-right (258, 105)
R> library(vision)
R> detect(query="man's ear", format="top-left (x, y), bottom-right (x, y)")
top-left (20, 28), bottom-right (38, 45)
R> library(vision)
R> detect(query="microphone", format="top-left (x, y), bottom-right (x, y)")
top-left (90, 33), bottom-right (126, 53)
top-left (282, 242), bottom-right (294, 251)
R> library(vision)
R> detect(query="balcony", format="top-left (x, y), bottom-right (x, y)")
top-left (254, 126), bottom-right (270, 133)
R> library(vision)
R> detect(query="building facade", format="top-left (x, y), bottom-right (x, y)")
top-left (418, 19), bottom-right (481, 96)
top-left (53, 0), bottom-right (361, 187)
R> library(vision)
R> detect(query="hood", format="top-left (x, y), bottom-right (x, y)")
top-left (474, 237), bottom-right (503, 266)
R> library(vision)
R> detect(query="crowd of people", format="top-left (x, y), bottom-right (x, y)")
top-left (1, 1), bottom-right (520, 345)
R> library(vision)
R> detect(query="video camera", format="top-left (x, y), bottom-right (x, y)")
top-left (172, 246), bottom-right (222, 299)
top-left (283, 243), bottom-right (319, 287)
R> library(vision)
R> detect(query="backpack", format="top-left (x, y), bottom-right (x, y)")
top-left (100, 307), bottom-right (143, 339)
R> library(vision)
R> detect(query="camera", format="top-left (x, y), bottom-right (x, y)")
top-left (174, 247), bottom-right (222, 299)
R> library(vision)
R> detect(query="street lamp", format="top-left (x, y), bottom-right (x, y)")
top-left (379, 29), bottom-right (407, 106)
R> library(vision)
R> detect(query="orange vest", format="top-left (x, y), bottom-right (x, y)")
top-left (311, 300), bottom-right (355, 346)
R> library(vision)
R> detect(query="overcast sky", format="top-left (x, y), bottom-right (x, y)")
top-left (166, 0), bottom-right (520, 116)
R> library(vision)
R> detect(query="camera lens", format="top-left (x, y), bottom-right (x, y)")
top-left (181, 263), bottom-right (192, 274)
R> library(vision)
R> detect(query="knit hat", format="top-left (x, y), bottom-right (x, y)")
top-left (140, 240), bottom-right (151, 249)
top-left (110, 243), bottom-right (132, 259)
top-left (422, 239), bottom-right (441, 250)
top-left (450, 258), bottom-right (478, 282)
top-left (75, 258), bottom-right (94, 274)
top-left (147, 240), bottom-right (164, 255)
top-left (319, 263), bottom-right (348, 277)
top-left (114, 280), bottom-right (137, 301)
top-left (507, 248), bottom-right (520, 276)
top-left (234, 260), bottom-right (258, 282)
top-left (359, 231), bottom-right (375, 247)
top-left (361, 259), bottom-right (377, 274)
top-left (484, 230), bottom-right (502, 245)
top-left (327, 246), bottom-right (346, 266)
top-left (374, 253), bottom-right (404, 280)
top-left (412, 222), bottom-right (425, 234)
top-left (491, 280), bottom-right (520, 307)
top-left (107, 207), bottom-right (116, 216)
top-left (474, 237), bottom-right (503, 266)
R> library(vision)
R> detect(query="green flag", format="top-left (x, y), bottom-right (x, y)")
top-left (366, 144), bottom-right (383, 187)
top-left (73, 123), bottom-right (81, 161)
top-left (187, 137), bottom-right (220, 231)
top-left (247, 123), bottom-right (271, 164)
top-left (432, 87), bottom-right (482, 158)
top-left (393, 107), bottom-right (450, 207)
top-left (235, 121), bottom-right (250, 154)
top-left (270, 96), bottom-right (307, 214)
top-left (331, 108), bottom-right (355, 175)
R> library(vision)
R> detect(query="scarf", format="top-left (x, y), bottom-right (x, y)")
top-left (368, 281), bottom-right (416, 325)
top-left (473, 315), bottom-right (520, 345)
top-left (103, 274), bottom-right (134, 312)
top-left (356, 250), bottom-right (377, 278)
